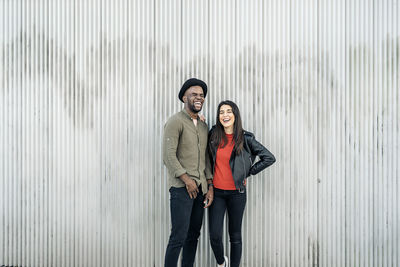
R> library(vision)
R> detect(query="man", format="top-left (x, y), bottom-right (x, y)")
top-left (163, 78), bottom-right (214, 267)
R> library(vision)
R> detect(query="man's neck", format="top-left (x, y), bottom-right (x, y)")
top-left (184, 107), bottom-right (199, 119)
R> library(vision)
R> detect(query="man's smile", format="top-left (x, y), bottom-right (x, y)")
top-left (194, 101), bottom-right (202, 109)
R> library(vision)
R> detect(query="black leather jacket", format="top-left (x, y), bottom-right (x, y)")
top-left (208, 128), bottom-right (276, 191)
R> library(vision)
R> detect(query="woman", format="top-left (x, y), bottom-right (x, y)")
top-left (208, 100), bottom-right (276, 267)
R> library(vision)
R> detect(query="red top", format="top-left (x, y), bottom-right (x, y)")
top-left (213, 134), bottom-right (237, 190)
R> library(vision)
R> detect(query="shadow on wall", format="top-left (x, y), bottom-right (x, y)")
top-left (2, 31), bottom-right (399, 129)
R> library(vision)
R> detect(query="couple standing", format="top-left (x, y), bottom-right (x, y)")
top-left (163, 78), bottom-right (276, 267)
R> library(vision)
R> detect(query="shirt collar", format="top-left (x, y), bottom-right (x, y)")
top-left (182, 108), bottom-right (199, 120)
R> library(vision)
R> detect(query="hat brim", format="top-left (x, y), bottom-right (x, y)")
top-left (179, 78), bottom-right (208, 102)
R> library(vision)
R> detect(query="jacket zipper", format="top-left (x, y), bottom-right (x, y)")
top-left (238, 153), bottom-right (246, 193)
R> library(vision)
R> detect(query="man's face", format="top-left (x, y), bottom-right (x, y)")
top-left (183, 86), bottom-right (205, 113)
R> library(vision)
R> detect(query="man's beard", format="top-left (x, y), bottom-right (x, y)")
top-left (188, 101), bottom-right (202, 113)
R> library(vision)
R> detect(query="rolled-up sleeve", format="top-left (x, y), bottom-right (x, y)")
top-left (163, 118), bottom-right (186, 178)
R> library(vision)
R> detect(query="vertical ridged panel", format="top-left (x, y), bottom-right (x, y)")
top-left (1, 1), bottom-right (399, 266)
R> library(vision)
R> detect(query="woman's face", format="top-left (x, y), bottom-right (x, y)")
top-left (219, 104), bottom-right (235, 132)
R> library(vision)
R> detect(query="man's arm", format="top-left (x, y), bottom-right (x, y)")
top-left (203, 129), bottom-right (214, 208)
top-left (162, 118), bottom-right (186, 178)
top-left (205, 146), bottom-right (213, 181)
top-left (162, 118), bottom-right (198, 198)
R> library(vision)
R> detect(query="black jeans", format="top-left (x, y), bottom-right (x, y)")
top-left (209, 188), bottom-right (246, 267)
top-left (164, 186), bottom-right (205, 267)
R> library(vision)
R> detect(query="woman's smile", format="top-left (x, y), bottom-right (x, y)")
top-left (219, 104), bottom-right (235, 132)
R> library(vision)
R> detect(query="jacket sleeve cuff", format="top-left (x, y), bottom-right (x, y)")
top-left (174, 169), bottom-right (187, 178)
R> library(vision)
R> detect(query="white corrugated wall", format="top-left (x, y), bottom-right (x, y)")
top-left (1, 0), bottom-right (399, 266)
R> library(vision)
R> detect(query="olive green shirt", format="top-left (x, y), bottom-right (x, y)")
top-left (163, 109), bottom-right (213, 194)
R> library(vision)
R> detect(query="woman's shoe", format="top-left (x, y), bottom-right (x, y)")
top-left (217, 256), bottom-right (229, 267)
top-left (223, 256), bottom-right (229, 266)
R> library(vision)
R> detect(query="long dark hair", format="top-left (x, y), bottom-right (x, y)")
top-left (210, 100), bottom-right (244, 155)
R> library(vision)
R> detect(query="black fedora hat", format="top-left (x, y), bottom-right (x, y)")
top-left (178, 78), bottom-right (208, 102)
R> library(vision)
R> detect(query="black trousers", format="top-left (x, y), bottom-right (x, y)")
top-left (164, 186), bottom-right (205, 267)
top-left (209, 188), bottom-right (246, 267)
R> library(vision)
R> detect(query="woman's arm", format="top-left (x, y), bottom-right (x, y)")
top-left (248, 136), bottom-right (276, 175)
